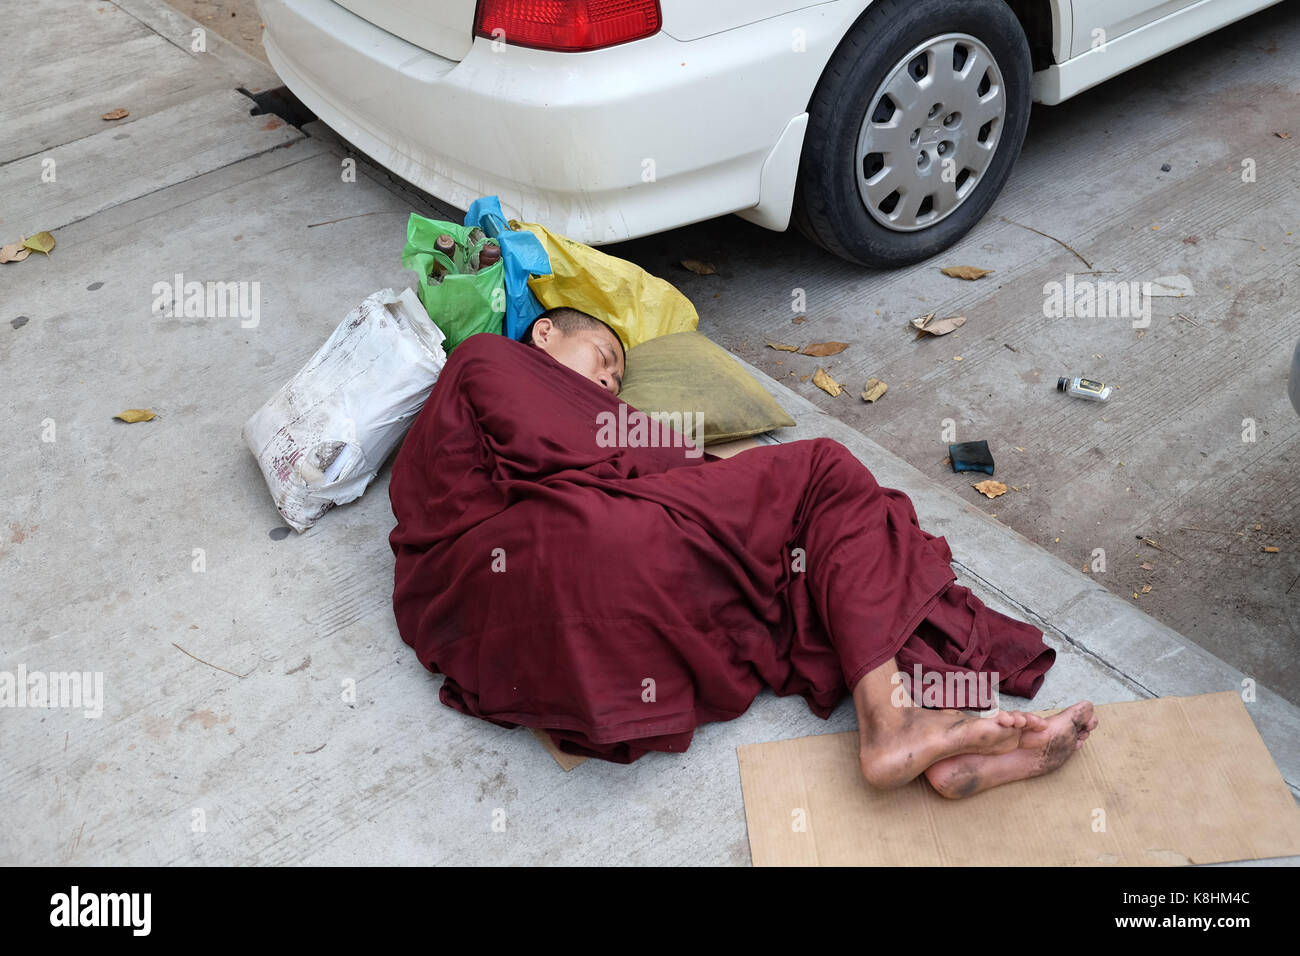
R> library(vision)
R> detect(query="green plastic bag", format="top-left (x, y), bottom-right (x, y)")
top-left (401, 213), bottom-right (506, 352)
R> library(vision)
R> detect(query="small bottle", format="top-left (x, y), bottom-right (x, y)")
top-left (1057, 375), bottom-right (1112, 402)
top-left (478, 242), bottom-right (501, 269)
top-left (430, 234), bottom-right (457, 282)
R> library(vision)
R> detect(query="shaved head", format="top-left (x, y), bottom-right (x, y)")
top-left (521, 308), bottom-right (626, 396)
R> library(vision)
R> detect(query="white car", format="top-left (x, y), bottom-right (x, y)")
top-left (258, 0), bottom-right (1284, 266)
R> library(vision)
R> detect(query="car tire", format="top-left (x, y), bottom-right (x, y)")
top-left (792, 0), bottom-right (1033, 268)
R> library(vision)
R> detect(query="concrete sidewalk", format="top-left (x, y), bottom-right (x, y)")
top-left (2, 0), bottom-right (1296, 866)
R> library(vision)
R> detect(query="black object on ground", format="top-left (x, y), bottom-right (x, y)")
top-left (949, 440), bottom-right (995, 475)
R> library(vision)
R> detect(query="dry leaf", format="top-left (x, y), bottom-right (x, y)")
top-left (680, 259), bottom-right (717, 276)
top-left (0, 240), bottom-right (31, 263)
top-left (766, 342), bottom-right (799, 352)
top-left (114, 409), bottom-right (156, 423)
top-left (23, 232), bottom-right (56, 256)
top-left (861, 378), bottom-right (887, 403)
top-left (1275, 132), bottom-right (1292, 139)
top-left (101, 108), bottom-right (129, 121)
top-left (1263, 546), bottom-right (1280, 553)
top-left (801, 341), bottom-right (849, 357)
top-left (798, 374), bottom-right (810, 382)
top-left (1140, 562), bottom-right (1155, 571)
top-left (1149, 274), bottom-right (1195, 297)
top-left (941, 265), bottom-right (993, 280)
top-left (1141, 585), bottom-right (1153, 594)
top-left (792, 315), bottom-right (807, 325)
top-left (912, 314), bottom-right (967, 338)
top-left (972, 480), bottom-right (1007, 499)
top-left (811, 367), bottom-right (843, 397)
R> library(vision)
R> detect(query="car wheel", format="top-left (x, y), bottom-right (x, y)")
top-left (792, 0), bottom-right (1033, 268)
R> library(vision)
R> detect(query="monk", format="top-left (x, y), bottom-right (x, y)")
top-left (389, 307), bottom-right (1098, 800)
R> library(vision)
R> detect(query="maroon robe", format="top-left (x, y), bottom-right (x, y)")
top-left (389, 332), bottom-right (1054, 762)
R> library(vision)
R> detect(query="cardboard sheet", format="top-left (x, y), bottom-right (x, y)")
top-left (530, 728), bottom-right (589, 771)
top-left (738, 692), bottom-right (1300, 866)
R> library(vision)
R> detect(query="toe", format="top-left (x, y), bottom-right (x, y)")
top-left (1067, 701), bottom-right (1094, 728)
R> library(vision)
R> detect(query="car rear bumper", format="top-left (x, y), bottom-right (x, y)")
top-left (257, 0), bottom-right (822, 243)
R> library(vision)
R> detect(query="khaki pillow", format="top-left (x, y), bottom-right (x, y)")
top-left (617, 331), bottom-right (795, 446)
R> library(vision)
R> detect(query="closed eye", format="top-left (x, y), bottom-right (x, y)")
top-left (599, 344), bottom-right (622, 392)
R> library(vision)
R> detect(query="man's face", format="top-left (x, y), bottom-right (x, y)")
top-left (531, 319), bottom-right (625, 396)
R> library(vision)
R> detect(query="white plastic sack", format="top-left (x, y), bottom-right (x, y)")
top-left (243, 287), bottom-right (447, 532)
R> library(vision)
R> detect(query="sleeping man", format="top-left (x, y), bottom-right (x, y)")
top-left (389, 307), bottom-right (1098, 798)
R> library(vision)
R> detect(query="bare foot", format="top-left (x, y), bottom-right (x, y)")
top-left (858, 707), bottom-right (1050, 790)
top-left (922, 701), bottom-right (1098, 799)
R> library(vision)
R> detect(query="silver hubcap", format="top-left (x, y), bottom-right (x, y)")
top-left (855, 33), bottom-right (1006, 232)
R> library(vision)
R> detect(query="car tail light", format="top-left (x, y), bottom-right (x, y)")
top-left (475, 0), bottom-right (662, 52)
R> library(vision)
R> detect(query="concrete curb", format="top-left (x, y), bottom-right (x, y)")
top-left (113, 0), bottom-right (281, 92)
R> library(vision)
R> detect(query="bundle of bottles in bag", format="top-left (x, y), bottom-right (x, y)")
top-left (429, 228), bottom-right (501, 282)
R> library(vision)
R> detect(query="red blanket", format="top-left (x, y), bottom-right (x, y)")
top-left (389, 332), bottom-right (1054, 762)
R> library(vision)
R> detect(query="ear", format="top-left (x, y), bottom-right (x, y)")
top-left (531, 317), bottom-right (556, 346)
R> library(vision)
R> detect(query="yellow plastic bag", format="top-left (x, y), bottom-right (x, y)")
top-left (511, 220), bottom-right (698, 348)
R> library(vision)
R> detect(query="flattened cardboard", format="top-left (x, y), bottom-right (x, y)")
top-left (738, 692), bottom-right (1300, 866)
top-left (707, 435), bottom-right (761, 457)
top-left (531, 728), bottom-right (589, 772)
top-left (534, 433), bottom-right (765, 770)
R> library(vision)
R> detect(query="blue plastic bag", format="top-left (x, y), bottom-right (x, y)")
top-left (464, 196), bottom-right (551, 340)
